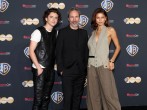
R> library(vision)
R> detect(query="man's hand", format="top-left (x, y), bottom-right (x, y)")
top-left (37, 67), bottom-right (43, 76)
top-left (60, 71), bottom-right (63, 75)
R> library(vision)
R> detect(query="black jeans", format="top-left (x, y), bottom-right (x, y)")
top-left (32, 68), bottom-right (55, 110)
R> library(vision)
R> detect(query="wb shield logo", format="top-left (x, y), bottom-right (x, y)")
top-left (101, 0), bottom-right (114, 12)
top-left (79, 15), bottom-right (89, 28)
top-left (0, 0), bottom-right (9, 12)
top-left (24, 47), bottom-right (29, 58)
top-left (126, 44), bottom-right (139, 56)
top-left (0, 63), bottom-right (11, 75)
top-left (51, 91), bottom-right (63, 104)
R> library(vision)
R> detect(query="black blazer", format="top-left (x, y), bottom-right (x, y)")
top-left (56, 25), bottom-right (88, 74)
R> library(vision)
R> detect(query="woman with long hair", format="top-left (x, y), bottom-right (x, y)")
top-left (87, 8), bottom-right (121, 110)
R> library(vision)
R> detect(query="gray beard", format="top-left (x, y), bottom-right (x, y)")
top-left (70, 22), bottom-right (79, 28)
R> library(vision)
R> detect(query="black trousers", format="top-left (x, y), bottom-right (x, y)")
top-left (32, 68), bottom-right (55, 110)
top-left (62, 64), bottom-right (86, 110)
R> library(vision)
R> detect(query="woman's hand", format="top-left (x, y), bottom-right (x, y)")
top-left (109, 61), bottom-right (114, 71)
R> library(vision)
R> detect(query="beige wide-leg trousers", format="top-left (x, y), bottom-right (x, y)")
top-left (87, 65), bottom-right (121, 110)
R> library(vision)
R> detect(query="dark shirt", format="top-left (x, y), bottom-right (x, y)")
top-left (56, 25), bottom-right (88, 76)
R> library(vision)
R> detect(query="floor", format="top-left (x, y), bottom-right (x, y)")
top-left (80, 106), bottom-right (147, 110)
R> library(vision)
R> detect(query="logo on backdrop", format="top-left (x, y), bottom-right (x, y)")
top-left (126, 64), bottom-right (139, 67)
top-left (51, 91), bottom-right (63, 104)
top-left (109, 19), bottom-right (114, 23)
top-left (126, 4), bottom-right (139, 8)
top-left (124, 77), bottom-right (141, 83)
top-left (0, 83), bottom-right (11, 87)
top-left (79, 15), bottom-right (89, 28)
top-left (21, 18), bottom-right (39, 25)
top-left (54, 81), bottom-right (62, 85)
top-left (126, 93), bottom-right (139, 97)
top-left (47, 3), bottom-right (65, 9)
top-left (124, 18), bottom-right (141, 24)
top-left (0, 34), bottom-right (13, 41)
top-left (24, 97), bottom-right (33, 101)
top-left (0, 0), bottom-right (9, 12)
top-left (75, 4), bottom-right (88, 8)
top-left (101, 0), bottom-right (114, 12)
top-left (126, 34), bottom-right (139, 38)
top-left (0, 97), bottom-right (14, 104)
top-left (126, 44), bottom-right (139, 56)
top-left (0, 20), bottom-right (10, 24)
top-left (0, 63), bottom-right (11, 75)
top-left (24, 47), bottom-right (29, 58)
top-left (22, 4), bottom-right (36, 8)
top-left (23, 35), bottom-right (31, 39)
top-left (0, 51), bottom-right (10, 55)
top-left (109, 50), bottom-right (114, 53)
top-left (24, 66), bottom-right (31, 71)
top-left (22, 80), bottom-right (33, 87)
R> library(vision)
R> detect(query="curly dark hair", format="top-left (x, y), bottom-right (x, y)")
top-left (43, 8), bottom-right (62, 25)
top-left (91, 8), bottom-right (110, 30)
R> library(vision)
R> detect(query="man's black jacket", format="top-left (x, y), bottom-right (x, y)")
top-left (56, 25), bottom-right (88, 75)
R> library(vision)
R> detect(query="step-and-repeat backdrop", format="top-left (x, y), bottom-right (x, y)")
top-left (0, 0), bottom-right (147, 110)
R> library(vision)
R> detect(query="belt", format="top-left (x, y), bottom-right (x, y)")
top-left (89, 56), bottom-right (95, 58)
